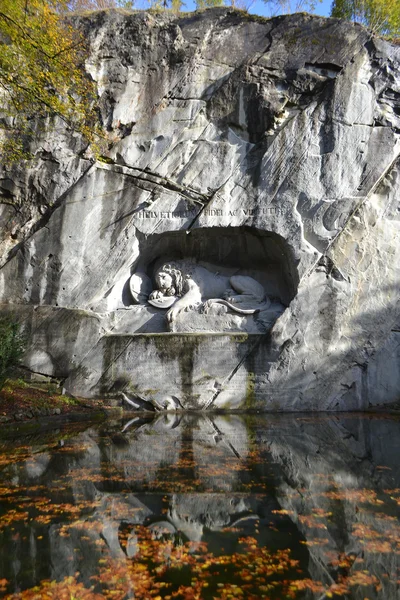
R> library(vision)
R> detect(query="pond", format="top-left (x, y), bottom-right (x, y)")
top-left (0, 413), bottom-right (399, 599)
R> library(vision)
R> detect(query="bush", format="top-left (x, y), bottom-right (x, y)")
top-left (0, 318), bottom-right (25, 391)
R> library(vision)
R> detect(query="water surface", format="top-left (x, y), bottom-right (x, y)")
top-left (0, 413), bottom-right (399, 599)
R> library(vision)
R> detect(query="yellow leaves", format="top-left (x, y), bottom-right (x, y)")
top-left (331, 0), bottom-right (400, 35)
top-left (300, 538), bottom-right (330, 546)
top-left (324, 489), bottom-right (381, 505)
top-left (353, 524), bottom-right (382, 539)
top-left (0, 0), bottom-right (98, 162)
top-left (347, 572), bottom-right (379, 587)
top-left (298, 514), bottom-right (328, 530)
top-left (3, 574), bottom-right (104, 600)
top-left (0, 509), bottom-right (29, 531)
top-left (213, 583), bottom-right (245, 598)
top-left (288, 579), bottom-right (325, 595)
top-left (79, 531), bottom-right (307, 599)
top-left (323, 572), bottom-right (379, 598)
top-left (312, 508), bottom-right (333, 518)
top-left (271, 509), bottom-right (294, 515)
top-left (351, 521), bottom-right (400, 553)
top-left (0, 507), bottom-right (392, 600)
top-left (1, 425), bottom-right (399, 600)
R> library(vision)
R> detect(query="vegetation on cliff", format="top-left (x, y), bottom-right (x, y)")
top-left (0, 319), bottom-right (24, 391)
top-left (331, 0), bottom-right (400, 36)
top-left (1, 0), bottom-right (398, 162)
top-left (0, 0), bottom-right (98, 161)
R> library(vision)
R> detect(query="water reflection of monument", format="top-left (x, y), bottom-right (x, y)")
top-left (53, 415), bottom-right (400, 599)
top-left (46, 413), bottom-right (310, 587)
top-left (1, 415), bottom-right (399, 599)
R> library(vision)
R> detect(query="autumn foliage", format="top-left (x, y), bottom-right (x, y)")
top-left (0, 0), bottom-right (97, 160)
top-left (331, 0), bottom-right (400, 36)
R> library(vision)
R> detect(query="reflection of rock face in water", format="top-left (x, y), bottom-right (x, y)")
top-left (257, 416), bottom-right (400, 599)
top-left (0, 414), bottom-right (400, 598)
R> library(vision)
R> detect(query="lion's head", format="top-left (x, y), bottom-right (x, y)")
top-left (155, 262), bottom-right (189, 297)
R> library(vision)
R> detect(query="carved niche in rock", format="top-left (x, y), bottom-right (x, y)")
top-left (129, 260), bottom-right (285, 333)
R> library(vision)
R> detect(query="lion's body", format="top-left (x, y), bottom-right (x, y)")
top-left (150, 261), bottom-right (268, 324)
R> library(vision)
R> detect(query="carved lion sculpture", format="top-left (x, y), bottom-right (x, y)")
top-left (148, 261), bottom-right (270, 324)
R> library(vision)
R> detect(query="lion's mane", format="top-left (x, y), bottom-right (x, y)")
top-left (156, 261), bottom-right (194, 297)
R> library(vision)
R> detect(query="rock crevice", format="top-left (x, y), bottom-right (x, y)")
top-left (1, 9), bottom-right (399, 409)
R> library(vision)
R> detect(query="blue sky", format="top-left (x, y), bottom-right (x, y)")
top-left (132, 0), bottom-right (334, 20)
top-left (248, 0), bottom-right (332, 17)
top-left (179, 0), bottom-right (333, 18)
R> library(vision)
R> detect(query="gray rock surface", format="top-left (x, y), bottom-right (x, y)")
top-left (0, 8), bottom-right (399, 408)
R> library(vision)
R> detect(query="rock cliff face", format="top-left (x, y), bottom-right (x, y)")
top-left (0, 8), bottom-right (399, 409)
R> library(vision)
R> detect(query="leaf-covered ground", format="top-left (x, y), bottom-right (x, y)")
top-left (0, 379), bottom-right (113, 423)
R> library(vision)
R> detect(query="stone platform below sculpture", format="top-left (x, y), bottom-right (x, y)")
top-left (108, 301), bottom-right (285, 335)
top-left (2, 301), bottom-right (399, 411)
top-left (65, 333), bottom-right (271, 410)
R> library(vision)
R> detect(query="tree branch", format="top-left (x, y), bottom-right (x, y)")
top-left (0, 10), bottom-right (83, 62)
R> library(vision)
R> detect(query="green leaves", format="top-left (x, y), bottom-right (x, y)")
top-left (195, 0), bottom-right (225, 9)
top-left (0, 0), bottom-right (98, 162)
top-left (0, 319), bottom-right (24, 391)
top-left (261, 0), bottom-right (322, 16)
top-left (331, 0), bottom-right (400, 36)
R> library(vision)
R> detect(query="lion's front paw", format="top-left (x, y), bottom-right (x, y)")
top-left (166, 306), bottom-right (180, 323)
top-left (149, 290), bottom-right (163, 301)
top-left (202, 300), bottom-right (214, 314)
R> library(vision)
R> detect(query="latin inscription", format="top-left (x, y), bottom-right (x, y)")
top-left (134, 206), bottom-right (286, 220)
